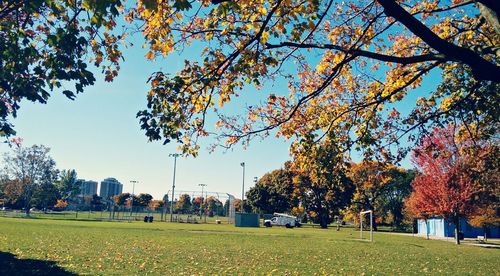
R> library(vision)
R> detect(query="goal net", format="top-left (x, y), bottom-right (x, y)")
top-left (360, 210), bottom-right (374, 242)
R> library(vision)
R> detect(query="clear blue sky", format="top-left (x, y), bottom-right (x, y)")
top-left (0, 34), bottom-right (293, 200)
top-left (1, 29), bottom-right (440, 200)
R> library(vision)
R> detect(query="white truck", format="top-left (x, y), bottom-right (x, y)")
top-left (264, 213), bottom-right (300, 228)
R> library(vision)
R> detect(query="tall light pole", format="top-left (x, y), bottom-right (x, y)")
top-left (129, 180), bottom-right (138, 218)
top-left (240, 162), bottom-right (245, 212)
top-left (162, 190), bottom-right (170, 222)
top-left (169, 153), bottom-right (180, 222)
top-left (198, 183), bottom-right (207, 222)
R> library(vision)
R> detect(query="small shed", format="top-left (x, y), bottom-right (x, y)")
top-left (235, 212), bottom-right (260, 227)
top-left (417, 218), bottom-right (500, 238)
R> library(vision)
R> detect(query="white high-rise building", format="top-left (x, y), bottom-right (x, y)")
top-left (78, 179), bottom-right (98, 196)
top-left (99, 178), bottom-right (123, 199)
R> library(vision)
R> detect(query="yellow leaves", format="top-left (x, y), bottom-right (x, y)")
top-left (327, 26), bottom-right (343, 44)
top-left (203, 19), bottom-right (211, 28)
top-left (139, 261), bottom-right (147, 270)
top-left (258, 6), bottom-right (268, 15)
top-left (260, 31), bottom-right (269, 44)
top-left (317, 51), bottom-right (345, 74)
top-left (317, 62), bottom-right (328, 74)
top-left (439, 97), bottom-right (454, 111)
top-left (145, 51), bottom-right (155, 60)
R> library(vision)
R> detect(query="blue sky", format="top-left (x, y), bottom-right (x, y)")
top-left (0, 33), bottom-right (293, 200)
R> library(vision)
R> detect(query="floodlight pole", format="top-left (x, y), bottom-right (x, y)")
top-left (240, 162), bottom-right (245, 203)
top-left (198, 184), bottom-right (207, 222)
top-left (169, 153), bottom-right (180, 222)
top-left (129, 180), bottom-right (138, 219)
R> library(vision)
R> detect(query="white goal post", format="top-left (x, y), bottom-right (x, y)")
top-left (360, 210), bottom-right (373, 242)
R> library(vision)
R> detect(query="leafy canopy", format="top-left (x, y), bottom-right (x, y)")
top-left (132, 0), bottom-right (499, 158)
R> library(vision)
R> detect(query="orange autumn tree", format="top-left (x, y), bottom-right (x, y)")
top-left (346, 160), bottom-right (397, 230)
top-left (405, 125), bottom-right (484, 245)
top-left (53, 199), bottom-right (68, 211)
top-left (467, 143), bottom-right (500, 237)
top-left (130, 0), bottom-right (499, 159)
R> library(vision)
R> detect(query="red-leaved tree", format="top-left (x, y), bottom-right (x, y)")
top-left (406, 126), bottom-right (477, 245)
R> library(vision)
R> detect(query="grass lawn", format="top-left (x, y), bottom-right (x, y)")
top-left (0, 217), bottom-right (498, 275)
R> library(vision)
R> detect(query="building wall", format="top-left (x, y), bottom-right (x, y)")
top-left (417, 218), bottom-right (500, 238)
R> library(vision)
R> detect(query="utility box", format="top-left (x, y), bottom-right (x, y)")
top-left (235, 213), bottom-right (260, 227)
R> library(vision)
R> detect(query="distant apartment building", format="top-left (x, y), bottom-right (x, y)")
top-left (99, 178), bottom-right (123, 199)
top-left (78, 179), bottom-right (98, 196)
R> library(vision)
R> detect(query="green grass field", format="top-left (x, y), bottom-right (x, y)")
top-left (0, 217), bottom-right (498, 275)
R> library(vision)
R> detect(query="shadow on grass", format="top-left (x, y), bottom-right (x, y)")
top-left (0, 251), bottom-right (76, 276)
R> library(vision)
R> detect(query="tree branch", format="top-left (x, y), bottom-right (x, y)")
top-left (266, 41), bottom-right (449, 64)
top-left (377, 0), bottom-right (500, 82)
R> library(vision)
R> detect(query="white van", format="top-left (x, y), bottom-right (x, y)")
top-left (264, 213), bottom-right (299, 228)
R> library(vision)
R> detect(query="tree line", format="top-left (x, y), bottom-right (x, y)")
top-left (0, 144), bottom-right (80, 214)
top-left (245, 125), bottom-right (498, 245)
top-left (108, 191), bottom-right (232, 218)
top-left (0, 144), bottom-right (154, 214)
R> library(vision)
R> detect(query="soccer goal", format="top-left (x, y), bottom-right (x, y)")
top-left (360, 210), bottom-right (374, 242)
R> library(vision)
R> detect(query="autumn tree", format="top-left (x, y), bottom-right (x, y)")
top-left (1, 144), bottom-right (59, 214)
top-left (0, 179), bottom-right (26, 209)
top-left (290, 134), bottom-right (354, 228)
top-left (175, 194), bottom-right (192, 214)
top-left (148, 199), bottom-right (164, 209)
top-left (205, 196), bottom-right (223, 216)
top-left (377, 168), bottom-right (415, 229)
top-left (405, 126), bottom-right (486, 244)
top-left (465, 141), bottom-right (499, 238)
top-left (136, 193), bottom-right (153, 207)
top-left (0, 0), bottom-right (125, 138)
top-left (347, 160), bottom-right (399, 230)
top-left (131, 0), bottom-right (499, 160)
top-left (233, 198), bottom-right (242, 212)
top-left (53, 199), bottom-right (69, 211)
top-left (246, 168), bottom-right (296, 214)
top-left (113, 193), bottom-right (131, 206)
top-left (192, 196), bottom-right (203, 216)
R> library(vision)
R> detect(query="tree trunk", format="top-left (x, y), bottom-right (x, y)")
top-left (319, 213), bottom-right (328, 229)
top-left (425, 219), bottom-right (429, 240)
top-left (454, 216), bottom-right (461, 245)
